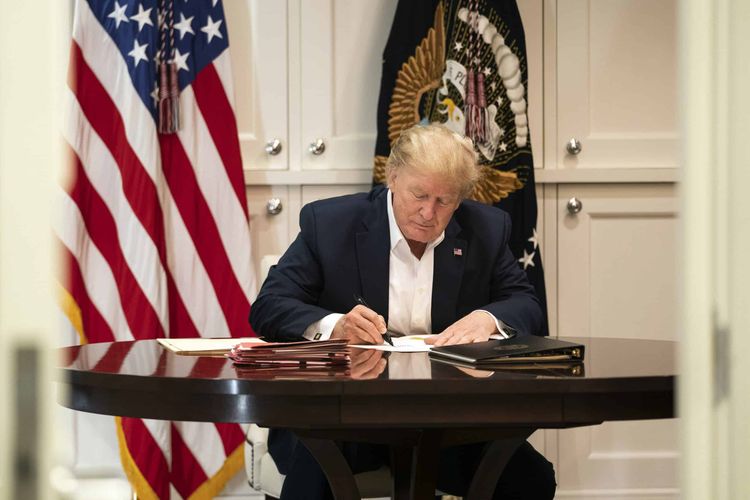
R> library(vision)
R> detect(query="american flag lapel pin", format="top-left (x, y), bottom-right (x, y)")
top-left (453, 248), bottom-right (463, 256)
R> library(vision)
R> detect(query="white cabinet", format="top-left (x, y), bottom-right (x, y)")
top-left (543, 0), bottom-right (681, 495)
top-left (554, 0), bottom-right (678, 170)
top-left (554, 183), bottom-right (679, 498)
top-left (226, 0), bottom-right (289, 171)
top-left (557, 418), bottom-right (678, 497)
top-left (556, 184), bottom-right (678, 340)
top-left (246, 186), bottom-right (293, 292)
top-left (227, 0), bottom-right (398, 174)
top-left (245, 184), bottom-right (370, 289)
top-left (298, 1), bottom-right (397, 171)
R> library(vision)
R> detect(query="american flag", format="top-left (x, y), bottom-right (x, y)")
top-left (58, 0), bottom-right (255, 497)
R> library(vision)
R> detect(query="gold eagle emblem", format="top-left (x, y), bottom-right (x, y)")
top-left (373, 1), bottom-right (522, 205)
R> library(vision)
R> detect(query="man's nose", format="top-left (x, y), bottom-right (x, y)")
top-left (419, 201), bottom-right (436, 220)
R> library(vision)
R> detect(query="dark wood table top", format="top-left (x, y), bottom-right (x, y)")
top-left (58, 337), bottom-right (675, 428)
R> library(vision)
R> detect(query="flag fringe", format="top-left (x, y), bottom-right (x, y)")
top-left (187, 444), bottom-right (245, 500)
top-left (116, 417), bottom-right (159, 500)
top-left (116, 416), bottom-right (245, 499)
top-left (57, 282), bottom-right (87, 345)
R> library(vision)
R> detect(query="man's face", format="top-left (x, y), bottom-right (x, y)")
top-left (389, 168), bottom-right (461, 244)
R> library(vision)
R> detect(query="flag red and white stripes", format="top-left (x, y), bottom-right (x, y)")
top-left (58, 0), bottom-right (255, 497)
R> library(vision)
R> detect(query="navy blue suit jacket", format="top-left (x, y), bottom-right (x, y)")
top-left (250, 186), bottom-right (542, 339)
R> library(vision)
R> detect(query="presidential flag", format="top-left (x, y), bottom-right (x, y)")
top-left (373, 0), bottom-right (548, 335)
top-left (58, 0), bottom-right (255, 497)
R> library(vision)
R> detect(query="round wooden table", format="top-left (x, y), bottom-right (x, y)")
top-left (59, 337), bottom-right (675, 499)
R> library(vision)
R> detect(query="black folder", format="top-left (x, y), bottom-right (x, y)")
top-left (430, 356), bottom-right (585, 376)
top-left (429, 336), bottom-right (584, 367)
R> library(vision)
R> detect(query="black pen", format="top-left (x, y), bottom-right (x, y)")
top-left (353, 294), bottom-right (393, 346)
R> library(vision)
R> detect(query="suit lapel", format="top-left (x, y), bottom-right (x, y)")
top-left (431, 217), bottom-right (466, 334)
top-left (355, 192), bottom-right (391, 322)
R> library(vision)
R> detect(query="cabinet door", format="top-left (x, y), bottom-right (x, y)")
top-left (557, 184), bottom-right (677, 340)
top-left (557, 418), bottom-right (678, 498)
top-left (298, 0), bottom-right (397, 171)
top-left (556, 0), bottom-right (678, 169)
top-left (226, 0), bottom-right (289, 171)
top-left (247, 186), bottom-right (292, 295)
top-left (555, 183), bottom-right (678, 497)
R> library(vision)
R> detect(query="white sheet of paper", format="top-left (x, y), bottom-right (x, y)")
top-left (349, 335), bottom-right (433, 352)
top-left (348, 333), bottom-right (507, 352)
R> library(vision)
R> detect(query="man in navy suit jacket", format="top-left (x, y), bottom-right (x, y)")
top-left (250, 125), bottom-right (555, 499)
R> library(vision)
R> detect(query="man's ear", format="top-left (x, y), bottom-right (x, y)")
top-left (386, 170), bottom-right (397, 188)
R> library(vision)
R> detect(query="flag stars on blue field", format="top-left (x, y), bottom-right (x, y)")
top-left (94, 0), bottom-right (230, 113)
top-left (172, 48), bottom-right (190, 72)
top-left (201, 15), bottom-right (223, 43)
top-left (128, 39), bottom-right (149, 67)
top-left (174, 13), bottom-right (195, 39)
top-left (108, 1), bottom-right (129, 28)
top-left (130, 4), bottom-right (154, 32)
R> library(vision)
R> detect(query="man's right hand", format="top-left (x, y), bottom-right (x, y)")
top-left (350, 349), bottom-right (387, 379)
top-left (331, 304), bottom-right (387, 344)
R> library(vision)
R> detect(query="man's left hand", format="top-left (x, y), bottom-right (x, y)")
top-left (424, 311), bottom-right (497, 347)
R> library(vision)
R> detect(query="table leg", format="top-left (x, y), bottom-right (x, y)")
top-left (390, 445), bottom-right (412, 499)
top-left (297, 436), bottom-right (361, 500)
top-left (409, 430), bottom-right (442, 499)
top-left (388, 430), bottom-right (443, 500)
top-left (465, 429), bottom-right (533, 500)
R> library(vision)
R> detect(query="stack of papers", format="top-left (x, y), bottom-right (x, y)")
top-left (227, 339), bottom-right (350, 368)
top-left (233, 365), bottom-right (352, 380)
top-left (157, 337), bottom-right (263, 355)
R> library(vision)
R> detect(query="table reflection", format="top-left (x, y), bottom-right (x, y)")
top-left (61, 337), bottom-right (675, 382)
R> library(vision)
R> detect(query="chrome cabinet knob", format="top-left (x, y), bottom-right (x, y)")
top-left (308, 138), bottom-right (326, 155)
top-left (265, 138), bottom-right (282, 156)
top-left (567, 197), bottom-right (583, 215)
top-left (566, 138), bottom-right (582, 155)
top-left (266, 198), bottom-right (283, 215)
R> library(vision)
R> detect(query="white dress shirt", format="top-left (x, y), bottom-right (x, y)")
top-left (384, 189), bottom-right (442, 336)
top-left (304, 190), bottom-right (506, 340)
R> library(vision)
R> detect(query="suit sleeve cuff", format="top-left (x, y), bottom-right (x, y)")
top-left (476, 309), bottom-right (511, 339)
top-left (303, 313), bottom-right (344, 341)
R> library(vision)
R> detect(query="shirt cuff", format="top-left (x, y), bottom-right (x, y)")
top-left (476, 309), bottom-right (511, 339)
top-left (303, 313), bottom-right (344, 341)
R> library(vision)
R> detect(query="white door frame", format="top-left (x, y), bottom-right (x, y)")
top-left (679, 0), bottom-right (750, 498)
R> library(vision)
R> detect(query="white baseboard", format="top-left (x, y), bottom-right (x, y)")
top-left (555, 488), bottom-right (679, 499)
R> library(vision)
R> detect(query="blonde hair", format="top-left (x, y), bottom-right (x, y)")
top-left (385, 124), bottom-right (479, 199)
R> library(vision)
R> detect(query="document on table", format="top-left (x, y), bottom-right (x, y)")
top-left (350, 335), bottom-right (432, 352)
top-left (349, 334), bottom-right (508, 353)
top-left (158, 337), bottom-right (264, 355)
